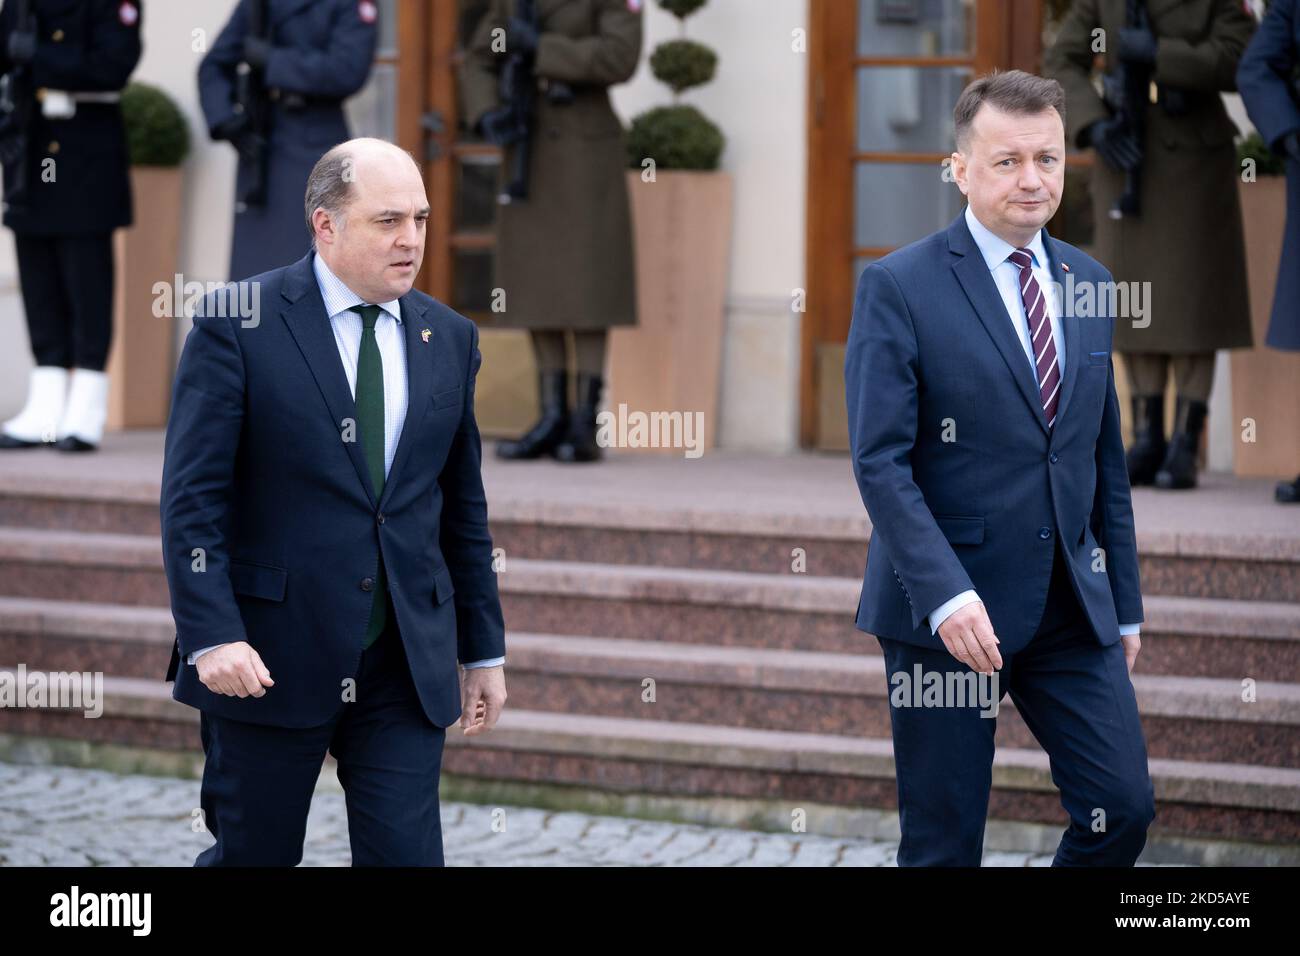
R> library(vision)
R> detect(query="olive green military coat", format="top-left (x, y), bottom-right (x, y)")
top-left (1045, 0), bottom-right (1255, 354)
top-left (460, 0), bottom-right (643, 331)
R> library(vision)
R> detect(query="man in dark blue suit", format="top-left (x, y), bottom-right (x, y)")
top-left (845, 71), bottom-right (1154, 866)
top-left (161, 137), bottom-right (507, 866)
top-left (1238, 0), bottom-right (1300, 503)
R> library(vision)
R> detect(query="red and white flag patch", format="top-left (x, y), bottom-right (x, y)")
top-left (118, 1), bottom-right (138, 26)
top-left (358, 0), bottom-right (378, 24)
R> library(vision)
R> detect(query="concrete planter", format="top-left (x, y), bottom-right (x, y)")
top-left (1232, 176), bottom-right (1300, 478)
top-left (106, 165), bottom-right (183, 430)
top-left (607, 169), bottom-right (733, 455)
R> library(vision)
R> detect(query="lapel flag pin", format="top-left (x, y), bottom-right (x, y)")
top-left (1061, 261), bottom-right (1070, 272)
top-left (421, 328), bottom-right (431, 343)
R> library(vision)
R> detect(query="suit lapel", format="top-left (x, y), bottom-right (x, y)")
top-left (948, 215), bottom-right (1051, 436)
top-left (279, 254), bottom-right (379, 508)
top-left (1042, 230), bottom-right (1082, 434)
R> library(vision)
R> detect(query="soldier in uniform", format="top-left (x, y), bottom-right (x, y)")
top-left (1046, 0), bottom-right (1256, 490)
top-left (1238, 0), bottom-right (1300, 503)
top-left (461, 0), bottom-right (643, 463)
top-left (0, 0), bottom-right (142, 452)
top-left (199, 0), bottom-right (377, 281)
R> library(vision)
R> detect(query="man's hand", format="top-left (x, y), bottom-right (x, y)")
top-left (460, 665), bottom-right (506, 736)
top-left (1121, 633), bottom-right (1141, 674)
top-left (1085, 116), bottom-right (1142, 172)
top-left (936, 601), bottom-right (1002, 674)
top-left (196, 641), bottom-right (274, 698)
top-left (1117, 25), bottom-right (1157, 66)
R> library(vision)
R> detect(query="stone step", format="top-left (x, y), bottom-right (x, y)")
top-left (0, 681), bottom-right (1295, 846)
top-left (498, 633), bottom-right (1300, 769)
top-left (1, 481), bottom-right (1296, 602)
top-left (3, 595), bottom-right (1297, 767)
top-left (0, 536), bottom-right (1295, 681)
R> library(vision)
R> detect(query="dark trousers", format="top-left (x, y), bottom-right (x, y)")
top-left (195, 605), bottom-right (448, 866)
top-left (14, 233), bottom-right (114, 370)
top-left (877, 541), bottom-right (1156, 866)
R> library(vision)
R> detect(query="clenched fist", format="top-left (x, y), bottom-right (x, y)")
top-left (196, 642), bottom-right (275, 698)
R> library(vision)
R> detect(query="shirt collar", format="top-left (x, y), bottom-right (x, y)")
top-left (964, 203), bottom-right (1050, 275)
top-left (311, 252), bottom-right (403, 325)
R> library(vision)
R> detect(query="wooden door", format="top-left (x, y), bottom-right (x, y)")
top-left (803, 0), bottom-right (1044, 449)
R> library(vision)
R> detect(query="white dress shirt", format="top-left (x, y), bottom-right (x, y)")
top-left (925, 207), bottom-right (1140, 640)
top-left (189, 254), bottom-right (504, 670)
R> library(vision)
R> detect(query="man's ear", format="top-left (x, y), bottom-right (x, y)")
top-left (950, 151), bottom-right (969, 195)
top-left (312, 208), bottom-right (336, 247)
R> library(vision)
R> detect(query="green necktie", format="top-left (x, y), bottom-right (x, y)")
top-left (352, 304), bottom-right (388, 648)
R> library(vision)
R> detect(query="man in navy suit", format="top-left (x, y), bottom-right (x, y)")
top-left (161, 137), bottom-right (507, 866)
top-left (845, 71), bottom-right (1154, 866)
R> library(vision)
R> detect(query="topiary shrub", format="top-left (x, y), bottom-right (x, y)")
top-left (627, 104), bottom-right (724, 170)
top-left (649, 39), bottom-right (716, 93)
top-left (1238, 130), bottom-right (1286, 177)
top-left (627, 0), bottom-right (725, 171)
top-left (121, 81), bottom-right (191, 167)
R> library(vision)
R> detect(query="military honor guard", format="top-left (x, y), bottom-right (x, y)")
top-left (461, 0), bottom-right (643, 463)
top-left (0, 0), bottom-right (142, 452)
top-left (1046, 0), bottom-right (1256, 490)
top-left (199, 0), bottom-right (377, 281)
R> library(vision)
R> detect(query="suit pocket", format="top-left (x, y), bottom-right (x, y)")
top-left (229, 559), bottom-right (287, 602)
top-left (430, 385), bottom-right (462, 411)
top-left (933, 514), bottom-right (984, 545)
top-left (432, 564), bottom-right (456, 605)
top-left (1088, 350), bottom-right (1109, 366)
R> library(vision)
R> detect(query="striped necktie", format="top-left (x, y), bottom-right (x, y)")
top-left (1007, 248), bottom-right (1061, 429)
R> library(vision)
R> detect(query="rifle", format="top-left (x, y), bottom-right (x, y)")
top-left (0, 0), bottom-right (35, 210)
top-left (483, 0), bottom-right (574, 203)
top-left (1106, 0), bottom-right (1152, 219)
top-left (233, 0), bottom-right (272, 211)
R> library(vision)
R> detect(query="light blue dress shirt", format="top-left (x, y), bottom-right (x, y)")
top-left (925, 207), bottom-right (1140, 640)
top-left (189, 254), bottom-right (504, 670)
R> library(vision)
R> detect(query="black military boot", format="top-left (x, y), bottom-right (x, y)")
top-left (1125, 395), bottom-right (1165, 486)
top-left (1276, 475), bottom-right (1300, 504)
top-left (552, 372), bottom-right (603, 463)
top-left (1154, 397), bottom-right (1207, 490)
top-left (495, 370), bottom-right (568, 460)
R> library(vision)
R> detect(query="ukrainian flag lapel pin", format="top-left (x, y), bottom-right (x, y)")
top-left (421, 328), bottom-right (431, 343)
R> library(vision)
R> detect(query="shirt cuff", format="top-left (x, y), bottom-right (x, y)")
top-left (187, 643), bottom-right (226, 665)
top-left (462, 656), bottom-right (505, 669)
top-left (1118, 623), bottom-right (1141, 636)
top-left (928, 590), bottom-right (980, 634)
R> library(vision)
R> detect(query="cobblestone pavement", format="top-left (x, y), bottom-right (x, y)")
top-left (0, 761), bottom-right (1093, 866)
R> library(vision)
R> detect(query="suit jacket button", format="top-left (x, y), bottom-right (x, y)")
top-left (1038, 527), bottom-right (1053, 540)
top-left (52, 29), bottom-right (65, 42)
top-left (377, 513), bottom-right (385, 524)
top-left (1049, 452), bottom-right (1059, 464)
top-left (361, 577), bottom-right (374, 591)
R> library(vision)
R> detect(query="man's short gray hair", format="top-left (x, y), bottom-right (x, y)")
top-left (304, 146), bottom-right (355, 248)
top-left (953, 70), bottom-right (1067, 152)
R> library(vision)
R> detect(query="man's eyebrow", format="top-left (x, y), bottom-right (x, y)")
top-left (373, 207), bottom-right (433, 218)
